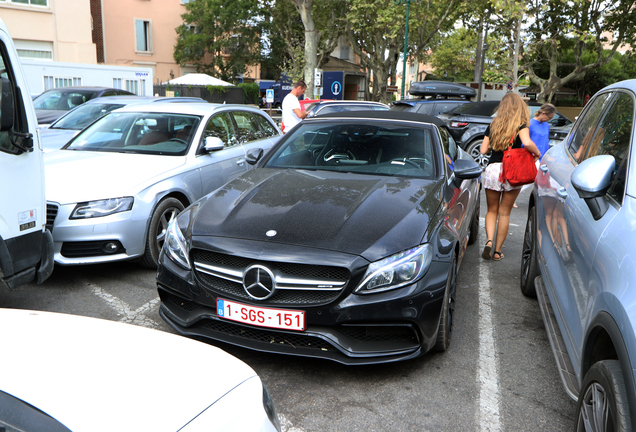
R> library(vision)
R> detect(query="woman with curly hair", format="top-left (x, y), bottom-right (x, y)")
top-left (480, 93), bottom-right (541, 261)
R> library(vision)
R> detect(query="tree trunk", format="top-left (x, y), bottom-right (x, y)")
top-left (292, 0), bottom-right (318, 97)
top-left (512, 18), bottom-right (520, 93)
top-left (474, 16), bottom-right (485, 83)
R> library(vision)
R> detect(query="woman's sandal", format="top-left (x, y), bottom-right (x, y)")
top-left (482, 240), bottom-right (493, 260)
top-left (493, 251), bottom-right (504, 261)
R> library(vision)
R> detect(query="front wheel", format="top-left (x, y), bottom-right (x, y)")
top-left (466, 139), bottom-right (490, 170)
top-left (139, 198), bottom-right (185, 269)
top-left (520, 206), bottom-right (539, 297)
top-left (575, 360), bottom-right (631, 432)
top-left (434, 253), bottom-right (457, 352)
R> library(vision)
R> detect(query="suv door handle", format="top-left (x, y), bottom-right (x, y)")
top-left (237, 158), bottom-right (245, 165)
top-left (557, 187), bottom-right (567, 199)
top-left (540, 164), bottom-right (549, 172)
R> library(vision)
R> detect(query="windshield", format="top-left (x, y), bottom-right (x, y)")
top-left (33, 90), bottom-right (97, 111)
top-left (264, 120), bottom-right (437, 179)
top-left (51, 103), bottom-right (126, 130)
top-left (65, 112), bottom-right (201, 156)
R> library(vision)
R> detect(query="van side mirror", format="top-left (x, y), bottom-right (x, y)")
top-left (1, 77), bottom-right (15, 132)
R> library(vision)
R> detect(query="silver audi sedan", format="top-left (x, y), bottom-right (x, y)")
top-left (45, 103), bottom-right (281, 268)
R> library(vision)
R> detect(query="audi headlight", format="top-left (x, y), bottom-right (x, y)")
top-left (70, 197), bottom-right (133, 219)
top-left (355, 245), bottom-right (433, 294)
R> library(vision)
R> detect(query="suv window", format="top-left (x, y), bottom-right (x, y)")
top-left (568, 93), bottom-right (613, 163)
top-left (416, 104), bottom-right (434, 115)
top-left (434, 102), bottom-right (465, 115)
top-left (449, 101), bottom-right (500, 116)
top-left (584, 92), bottom-right (634, 204)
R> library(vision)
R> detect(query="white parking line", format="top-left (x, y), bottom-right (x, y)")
top-left (278, 414), bottom-right (305, 431)
top-left (83, 279), bottom-right (161, 329)
top-left (478, 233), bottom-right (502, 431)
top-left (85, 279), bottom-right (302, 431)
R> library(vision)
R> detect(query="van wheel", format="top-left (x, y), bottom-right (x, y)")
top-left (575, 360), bottom-right (631, 432)
top-left (466, 139), bottom-right (490, 170)
top-left (139, 198), bottom-right (185, 269)
top-left (520, 206), bottom-right (540, 297)
top-left (434, 253), bottom-right (457, 352)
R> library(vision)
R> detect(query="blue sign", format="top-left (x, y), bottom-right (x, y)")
top-left (266, 89), bottom-right (274, 103)
top-left (323, 71), bottom-right (344, 100)
top-left (331, 81), bottom-right (342, 96)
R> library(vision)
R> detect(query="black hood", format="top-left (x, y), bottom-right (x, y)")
top-left (192, 168), bottom-right (442, 261)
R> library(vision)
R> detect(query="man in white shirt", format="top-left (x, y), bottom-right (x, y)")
top-left (281, 81), bottom-right (308, 133)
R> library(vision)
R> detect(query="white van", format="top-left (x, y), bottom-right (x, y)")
top-left (0, 18), bottom-right (53, 290)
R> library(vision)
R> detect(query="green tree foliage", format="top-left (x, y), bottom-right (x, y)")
top-left (278, 0), bottom-right (347, 96)
top-left (346, 0), bottom-right (463, 104)
top-left (261, 0), bottom-right (345, 87)
top-left (523, 0), bottom-right (636, 102)
top-left (174, 0), bottom-right (263, 82)
top-left (261, 0), bottom-right (304, 81)
top-left (430, 27), bottom-right (509, 82)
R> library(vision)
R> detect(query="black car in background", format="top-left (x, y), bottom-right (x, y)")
top-left (391, 98), bottom-right (472, 116)
top-left (391, 80), bottom-right (476, 117)
top-left (156, 111), bottom-right (482, 364)
top-left (33, 86), bottom-right (135, 126)
top-left (438, 100), bottom-right (574, 169)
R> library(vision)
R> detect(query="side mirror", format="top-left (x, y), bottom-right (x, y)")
top-left (571, 154), bottom-right (614, 220)
top-left (453, 158), bottom-right (482, 178)
top-left (204, 136), bottom-right (225, 152)
top-left (1, 77), bottom-right (15, 132)
top-left (245, 147), bottom-right (264, 165)
top-left (451, 158), bottom-right (482, 187)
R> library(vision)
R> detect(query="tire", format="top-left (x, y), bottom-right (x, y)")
top-left (520, 206), bottom-right (539, 297)
top-left (467, 193), bottom-right (480, 245)
top-left (466, 139), bottom-right (490, 170)
top-left (434, 253), bottom-right (457, 352)
top-left (575, 360), bottom-right (631, 432)
top-left (139, 197), bottom-right (185, 269)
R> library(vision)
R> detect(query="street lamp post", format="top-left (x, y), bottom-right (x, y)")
top-left (395, 0), bottom-right (417, 101)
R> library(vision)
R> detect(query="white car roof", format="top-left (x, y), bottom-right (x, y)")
top-left (0, 308), bottom-right (258, 432)
top-left (112, 102), bottom-right (263, 116)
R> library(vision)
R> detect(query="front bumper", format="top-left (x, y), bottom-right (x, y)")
top-left (156, 246), bottom-right (451, 365)
top-left (47, 202), bottom-right (147, 265)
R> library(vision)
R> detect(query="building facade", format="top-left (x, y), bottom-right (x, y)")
top-left (90, 0), bottom-right (260, 85)
top-left (0, 0), bottom-right (96, 63)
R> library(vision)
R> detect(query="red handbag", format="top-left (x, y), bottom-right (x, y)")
top-left (499, 135), bottom-right (537, 187)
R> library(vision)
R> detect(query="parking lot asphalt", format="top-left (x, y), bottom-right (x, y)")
top-left (6, 187), bottom-right (576, 431)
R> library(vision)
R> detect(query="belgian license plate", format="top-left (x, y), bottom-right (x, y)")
top-left (216, 298), bottom-right (305, 331)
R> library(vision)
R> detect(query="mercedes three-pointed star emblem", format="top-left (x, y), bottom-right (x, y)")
top-left (242, 265), bottom-right (276, 300)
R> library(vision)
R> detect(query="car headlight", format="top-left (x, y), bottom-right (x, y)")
top-left (355, 245), bottom-right (433, 294)
top-left (164, 215), bottom-right (190, 270)
top-left (70, 197), bottom-right (133, 219)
